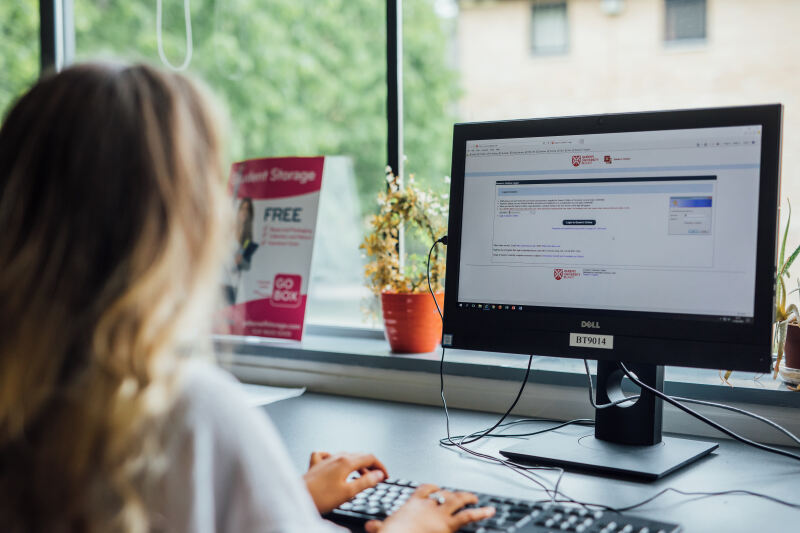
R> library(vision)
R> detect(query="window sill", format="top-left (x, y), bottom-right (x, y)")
top-left (215, 329), bottom-right (800, 447)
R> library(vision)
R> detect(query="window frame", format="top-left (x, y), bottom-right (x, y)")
top-left (530, 1), bottom-right (570, 56)
top-left (664, 0), bottom-right (707, 44)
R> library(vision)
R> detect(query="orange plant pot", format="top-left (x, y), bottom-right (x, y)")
top-left (784, 323), bottom-right (800, 369)
top-left (381, 292), bottom-right (444, 353)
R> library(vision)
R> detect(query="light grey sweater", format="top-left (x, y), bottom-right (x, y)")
top-left (153, 359), bottom-right (346, 533)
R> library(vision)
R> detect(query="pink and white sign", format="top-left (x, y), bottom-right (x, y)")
top-left (218, 156), bottom-right (324, 341)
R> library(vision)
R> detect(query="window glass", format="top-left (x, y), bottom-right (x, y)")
top-left (73, 0), bottom-right (387, 327)
top-left (531, 2), bottom-right (569, 55)
top-left (401, 0), bottom-right (460, 274)
top-left (665, 0), bottom-right (706, 42)
top-left (0, 1), bottom-right (39, 118)
top-left (445, 0), bottom-right (800, 256)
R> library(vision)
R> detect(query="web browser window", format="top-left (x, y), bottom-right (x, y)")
top-left (458, 125), bottom-right (762, 321)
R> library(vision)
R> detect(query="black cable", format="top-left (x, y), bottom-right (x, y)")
top-left (580, 358), bottom-right (800, 447)
top-left (582, 359), bottom-right (640, 409)
top-left (614, 487), bottom-right (800, 513)
top-left (426, 236), bottom-right (447, 322)
top-left (618, 362), bottom-right (800, 463)
top-left (443, 354), bottom-right (534, 446)
top-left (427, 237), bottom-right (800, 514)
top-left (427, 237), bottom-right (593, 507)
top-left (439, 417), bottom-right (594, 446)
top-left (671, 395), bottom-right (800, 447)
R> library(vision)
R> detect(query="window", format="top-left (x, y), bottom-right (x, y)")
top-left (531, 2), bottom-right (569, 55)
top-left (24, 0), bottom-right (800, 342)
top-left (72, 0), bottom-right (387, 327)
top-left (665, 0), bottom-right (706, 42)
top-left (0, 2), bottom-right (39, 118)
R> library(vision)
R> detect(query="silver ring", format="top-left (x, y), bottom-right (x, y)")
top-left (428, 492), bottom-right (446, 505)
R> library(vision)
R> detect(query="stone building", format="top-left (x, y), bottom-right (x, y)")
top-left (457, 0), bottom-right (800, 242)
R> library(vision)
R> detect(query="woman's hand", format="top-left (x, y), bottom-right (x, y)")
top-left (303, 451), bottom-right (389, 514)
top-left (364, 484), bottom-right (495, 533)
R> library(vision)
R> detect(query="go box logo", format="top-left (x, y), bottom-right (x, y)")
top-left (271, 273), bottom-right (302, 308)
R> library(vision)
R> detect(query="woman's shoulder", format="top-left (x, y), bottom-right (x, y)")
top-left (176, 357), bottom-right (245, 406)
top-left (170, 357), bottom-right (264, 439)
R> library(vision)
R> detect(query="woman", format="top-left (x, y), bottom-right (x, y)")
top-left (0, 63), bottom-right (494, 532)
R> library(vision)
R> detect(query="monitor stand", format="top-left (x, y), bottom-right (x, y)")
top-left (500, 361), bottom-right (718, 480)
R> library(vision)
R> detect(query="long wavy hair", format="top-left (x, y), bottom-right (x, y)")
top-left (0, 63), bottom-right (229, 532)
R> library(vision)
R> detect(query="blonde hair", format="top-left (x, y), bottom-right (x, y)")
top-left (0, 63), bottom-right (229, 531)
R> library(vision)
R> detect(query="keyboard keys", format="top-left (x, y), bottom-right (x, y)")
top-left (329, 478), bottom-right (681, 533)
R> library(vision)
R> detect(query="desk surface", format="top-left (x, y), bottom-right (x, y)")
top-left (265, 392), bottom-right (800, 532)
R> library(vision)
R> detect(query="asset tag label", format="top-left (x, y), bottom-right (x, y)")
top-left (569, 333), bottom-right (614, 350)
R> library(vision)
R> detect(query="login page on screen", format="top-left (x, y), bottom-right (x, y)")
top-left (457, 126), bottom-right (762, 322)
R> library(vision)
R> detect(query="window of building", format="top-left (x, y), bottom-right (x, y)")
top-left (531, 2), bottom-right (569, 55)
top-left (665, 0), bottom-right (707, 42)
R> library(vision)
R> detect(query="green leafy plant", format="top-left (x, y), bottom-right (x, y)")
top-left (360, 168), bottom-right (448, 299)
top-left (722, 200), bottom-right (800, 384)
top-left (771, 200), bottom-right (800, 378)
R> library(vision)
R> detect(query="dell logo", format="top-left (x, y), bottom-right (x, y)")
top-left (581, 320), bottom-right (600, 329)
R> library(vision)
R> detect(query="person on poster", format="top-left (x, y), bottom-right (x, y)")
top-left (223, 196), bottom-right (260, 305)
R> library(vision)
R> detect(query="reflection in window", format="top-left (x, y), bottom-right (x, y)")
top-left (531, 2), bottom-right (569, 55)
top-left (665, 0), bottom-right (706, 42)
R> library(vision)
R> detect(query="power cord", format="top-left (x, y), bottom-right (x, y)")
top-left (426, 236), bottom-right (800, 513)
top-left (582, 359), bottom-right (639, 409)
top-left (618, 362), bottom-right (800, 463)
top-left (581, 359), bottom-right (800, 448)
top-left (427, 237), bottom-right (592, 507)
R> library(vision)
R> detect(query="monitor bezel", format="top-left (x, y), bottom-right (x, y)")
top-left (442, 105), bottom-right (781, 373)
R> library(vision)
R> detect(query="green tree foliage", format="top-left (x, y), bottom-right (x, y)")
top-left (403, 0), bottom-right (460, 196)
top-left (0, 1), bottom-right (39, 119)
top-left (71, 0), bottom-right (459, 213)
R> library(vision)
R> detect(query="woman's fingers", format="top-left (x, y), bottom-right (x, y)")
top-left (364, 519), bottom-right (383, 533)
top-left (451, 506), bottom-right (496, 529)
top-left (441, 491), bottom-right (478, 513)
top-left (308, 451), bottom-right (330, 467)
top-left (346, 469), bottom-right (386, 498)
top-left (343, 453), bottom-right (390, 479)
top-left (411, 483), bottom-right (440, 499)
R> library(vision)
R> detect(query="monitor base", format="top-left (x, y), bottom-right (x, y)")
top-left (500, 430), bottom-right (718, 480)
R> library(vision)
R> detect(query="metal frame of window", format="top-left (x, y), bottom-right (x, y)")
top-left (39, 0), bottom-right (73, 73)
top-left (386, 0), bottom-right (404, 182)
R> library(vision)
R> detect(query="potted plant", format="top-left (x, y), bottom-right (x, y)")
top-left (772, 201), bottom-right (800, 383)
top-left (721, 200), bottom-right (800, 387)
top-left (360, 168), bottom-right (448, 353)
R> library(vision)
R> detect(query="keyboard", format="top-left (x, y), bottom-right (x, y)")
top-left (328, 478), bottom-right (681, 533)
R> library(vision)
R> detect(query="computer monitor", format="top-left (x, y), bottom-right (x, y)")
top-left (441, 105), bottom-right (782, 479)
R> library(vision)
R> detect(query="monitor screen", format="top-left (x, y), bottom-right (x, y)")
top-left (442, 106), bottom-right (781, 372)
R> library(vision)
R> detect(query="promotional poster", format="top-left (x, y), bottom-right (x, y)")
top-left (219, 156), bottom-right (324, 341)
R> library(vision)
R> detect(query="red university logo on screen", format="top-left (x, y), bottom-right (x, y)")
top-left (554, 268), bottom-right (564, 280)
top-left (604, 155), bottom-right (612, 164)
top-left (271, 273), bottom-right (302, 308)
top-left (571, 155), bottom-right (581, 167)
